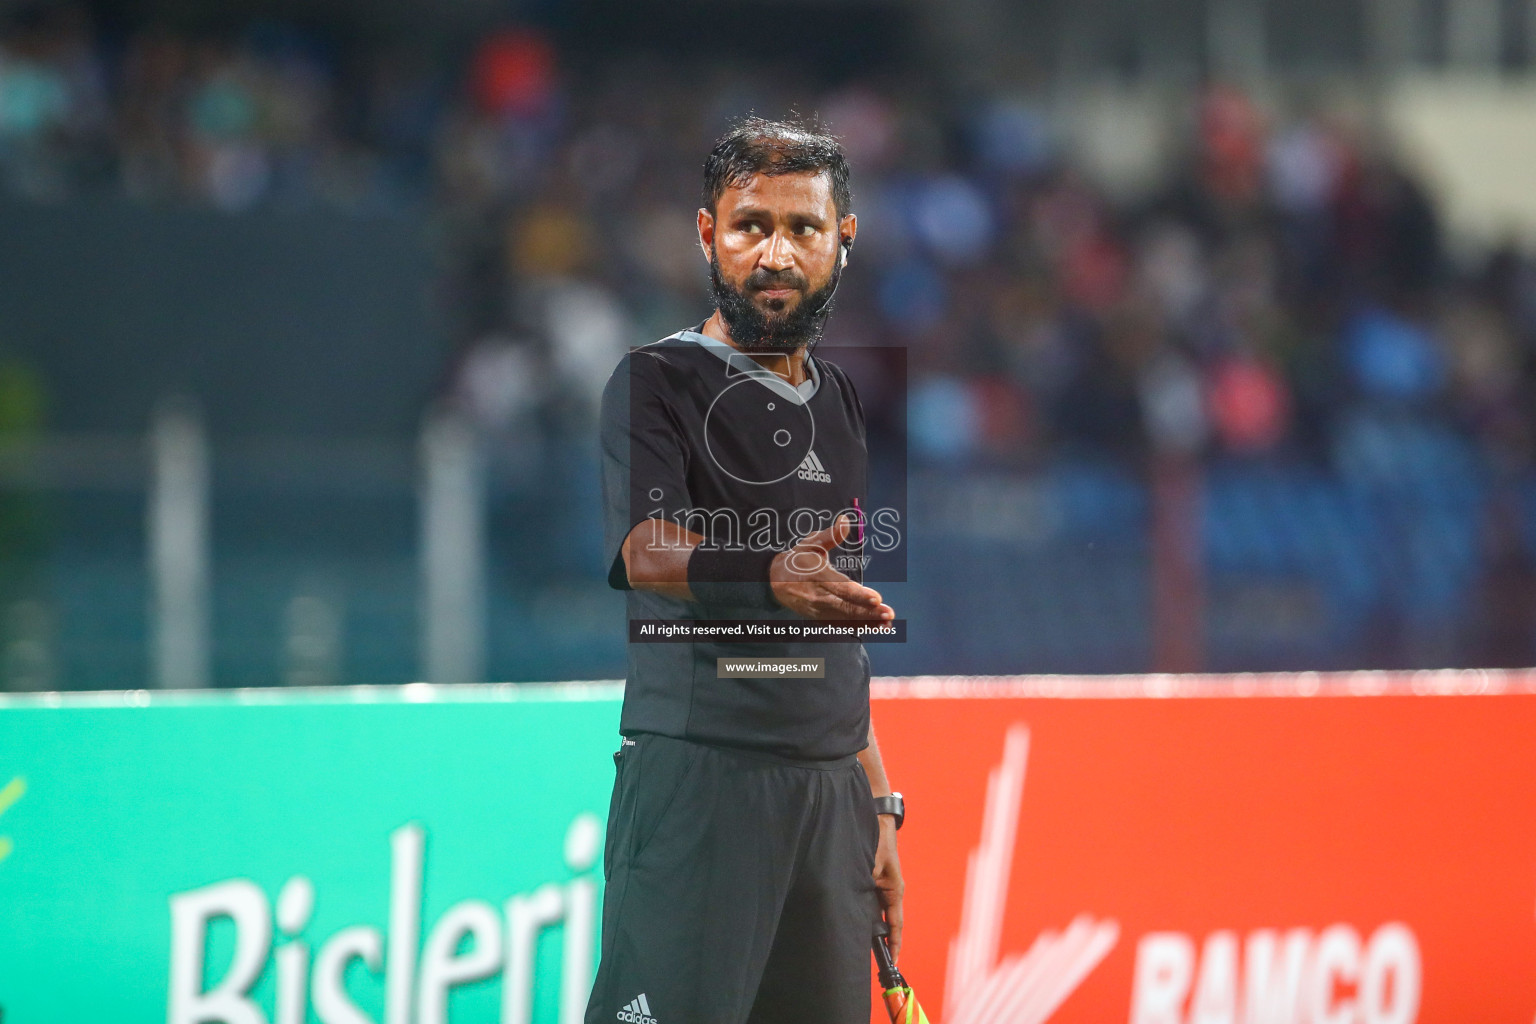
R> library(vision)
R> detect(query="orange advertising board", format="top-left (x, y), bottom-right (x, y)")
top-left (869, 671), bottom-right (1536, 1024)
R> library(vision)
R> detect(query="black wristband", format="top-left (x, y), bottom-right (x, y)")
top-left (872, 793), bottom-right (904, 830)
top-left (687, 545), bottom-right (779, 610)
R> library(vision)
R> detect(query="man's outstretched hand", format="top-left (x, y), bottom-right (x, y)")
top-left (769, 515), bottom-right (896, 622)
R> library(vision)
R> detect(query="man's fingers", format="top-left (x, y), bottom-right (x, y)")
top-left (825, 590), bottom-right (891, 620)
top-left (883, 881), bottom-right (903, 959)
top-left (841, 598), bottom-right (895, 620)
top-left (798, 514), bottom-right (853, 554)
top-left (821, 578), bottom-right (881, 605)
top-left (776, 590), bottom-right (894, 623)
top-left (832, 512), bottom-right (851, 547)
top-left (780, 517), bottom-right (853, 577)
top-left (788, 579), bottom-right (894, 620)
top-left (847, 592), bottom-right (894, 618)
top-left (812, 575), bottom-right (876, 599)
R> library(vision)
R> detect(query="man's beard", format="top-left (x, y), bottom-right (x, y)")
top-left (708, 251), bottom-right (841, 354)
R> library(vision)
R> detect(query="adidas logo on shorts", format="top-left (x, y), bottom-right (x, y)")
top-left (797, 450), bottom-right (832, 483)
top-left (616, 993), bottom-right (657, 1024)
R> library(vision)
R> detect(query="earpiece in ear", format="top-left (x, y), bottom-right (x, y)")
top-left (840, 236), bottom-right (853, 269)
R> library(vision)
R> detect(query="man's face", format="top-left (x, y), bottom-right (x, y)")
top-left (699, 170), bottom-right (855, 353)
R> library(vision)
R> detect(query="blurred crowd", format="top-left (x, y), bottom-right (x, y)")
top-left (4, 6), bottom-right (1536, 483)
top-left (443, 63), bottom-right (1536, 494)
top-left (0, 5), bottom-right (443, 207)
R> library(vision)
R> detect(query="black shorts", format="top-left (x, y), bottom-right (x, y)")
top-left (584, 732), bottom-right (881, 1024)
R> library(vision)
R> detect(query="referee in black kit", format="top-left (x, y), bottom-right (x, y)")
top-left (588, 118), bottom-right (905, 1024)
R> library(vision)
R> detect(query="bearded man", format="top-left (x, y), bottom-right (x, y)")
top-left (588, 117), bottom-right (906, 1024)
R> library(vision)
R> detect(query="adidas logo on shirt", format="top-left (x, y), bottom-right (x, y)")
top-left (797, 450), bottom-right (832, 483)
top-left (616, 993), bottom-right (657, 1024)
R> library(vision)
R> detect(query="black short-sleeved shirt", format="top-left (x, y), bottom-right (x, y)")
top-left (599, 330), bottom-right (871, 761)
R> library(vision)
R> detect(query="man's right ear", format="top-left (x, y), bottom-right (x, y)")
top-left (697, 207), bottom-right (720, 263)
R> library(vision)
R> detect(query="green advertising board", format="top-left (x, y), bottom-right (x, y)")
top-left (0, 683), bottom-right (625, 1024)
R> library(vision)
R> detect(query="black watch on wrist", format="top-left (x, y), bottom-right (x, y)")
top-left (872, 792), bottom-right (905, 830)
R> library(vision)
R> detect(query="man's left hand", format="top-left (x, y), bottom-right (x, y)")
top-left (874, 815), bottom-right (904, 960)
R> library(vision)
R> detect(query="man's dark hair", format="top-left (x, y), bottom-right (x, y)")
top-left (702, 116), bottom-right (852, 218)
